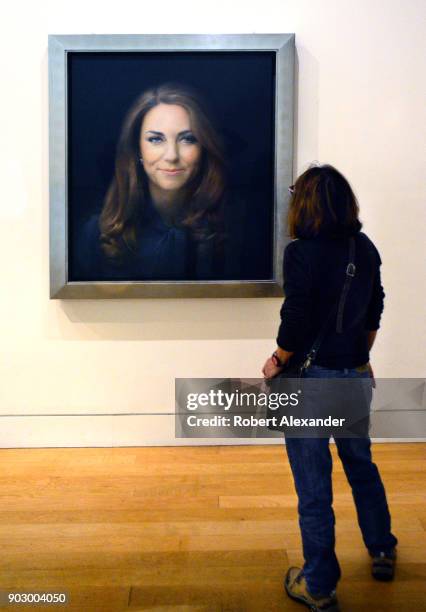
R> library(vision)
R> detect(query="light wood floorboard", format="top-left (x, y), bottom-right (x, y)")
top-left (0, 443), bottom-right (424, 611)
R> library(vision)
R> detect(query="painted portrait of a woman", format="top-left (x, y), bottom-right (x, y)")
top-left (75, 83), bottom-right (244, 281)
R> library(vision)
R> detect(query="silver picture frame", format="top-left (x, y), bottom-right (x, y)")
top-left (48, 33), bottom-right (295, 299)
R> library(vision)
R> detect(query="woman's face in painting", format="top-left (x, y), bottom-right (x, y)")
top-left (140, 103), bottom-right (202, 193)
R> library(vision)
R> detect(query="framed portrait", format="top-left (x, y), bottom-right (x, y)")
top-left (48, 34), bottom-right (295, 298)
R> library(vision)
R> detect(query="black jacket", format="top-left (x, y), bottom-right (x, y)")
top-left (70, 193), bottom-right (250, 281)
top-left (276, 232), bottom-right (385, 369)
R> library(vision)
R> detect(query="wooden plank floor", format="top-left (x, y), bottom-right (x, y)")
top-left (0, 443), bottom-right (424, 611)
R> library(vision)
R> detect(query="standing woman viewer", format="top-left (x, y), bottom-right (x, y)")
top-left (262, 165), bottom-right (397, 612)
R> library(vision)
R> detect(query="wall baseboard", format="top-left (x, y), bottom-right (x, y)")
top-left (0, 414), bottom-right (423, 447)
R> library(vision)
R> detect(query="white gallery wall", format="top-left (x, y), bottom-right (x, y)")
top-left (0, 0), bottom-right (424, 446)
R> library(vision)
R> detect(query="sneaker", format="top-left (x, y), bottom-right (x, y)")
top-left (371, 548), bottom-right (397, 581)
top-left (284, 567), bottom-right (340, 611)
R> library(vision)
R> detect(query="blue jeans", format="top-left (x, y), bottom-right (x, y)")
top-left (284, 364), bottom-right (398, 596)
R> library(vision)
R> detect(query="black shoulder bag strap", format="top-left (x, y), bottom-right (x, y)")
top-left (301, 237), bottom-right (356, 372)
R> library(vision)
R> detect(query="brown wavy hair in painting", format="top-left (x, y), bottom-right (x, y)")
top-left (99, 83), bottom-right (227, 261)
top-left (287, 164), bottom-right (362, 239)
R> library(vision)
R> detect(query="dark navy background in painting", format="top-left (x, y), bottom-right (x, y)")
top-left (67, 51), bottom-right (276, 281)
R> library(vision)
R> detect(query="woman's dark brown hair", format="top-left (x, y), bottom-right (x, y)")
top-left (99, 83), bottom-right (227, 260)
top-left (287, 164), bottom-right (362, 239)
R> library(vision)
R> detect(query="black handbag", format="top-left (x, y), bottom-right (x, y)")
top-left (275, 236), bottom-right (357, 380)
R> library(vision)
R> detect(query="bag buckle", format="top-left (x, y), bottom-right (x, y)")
top-left (346, 263), bottom-right (356, 277)
top-left (303, 350), bottom-right (316, 370)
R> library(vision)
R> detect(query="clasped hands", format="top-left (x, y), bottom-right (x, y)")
top-left (262, 347), bottom-right (294, 380)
